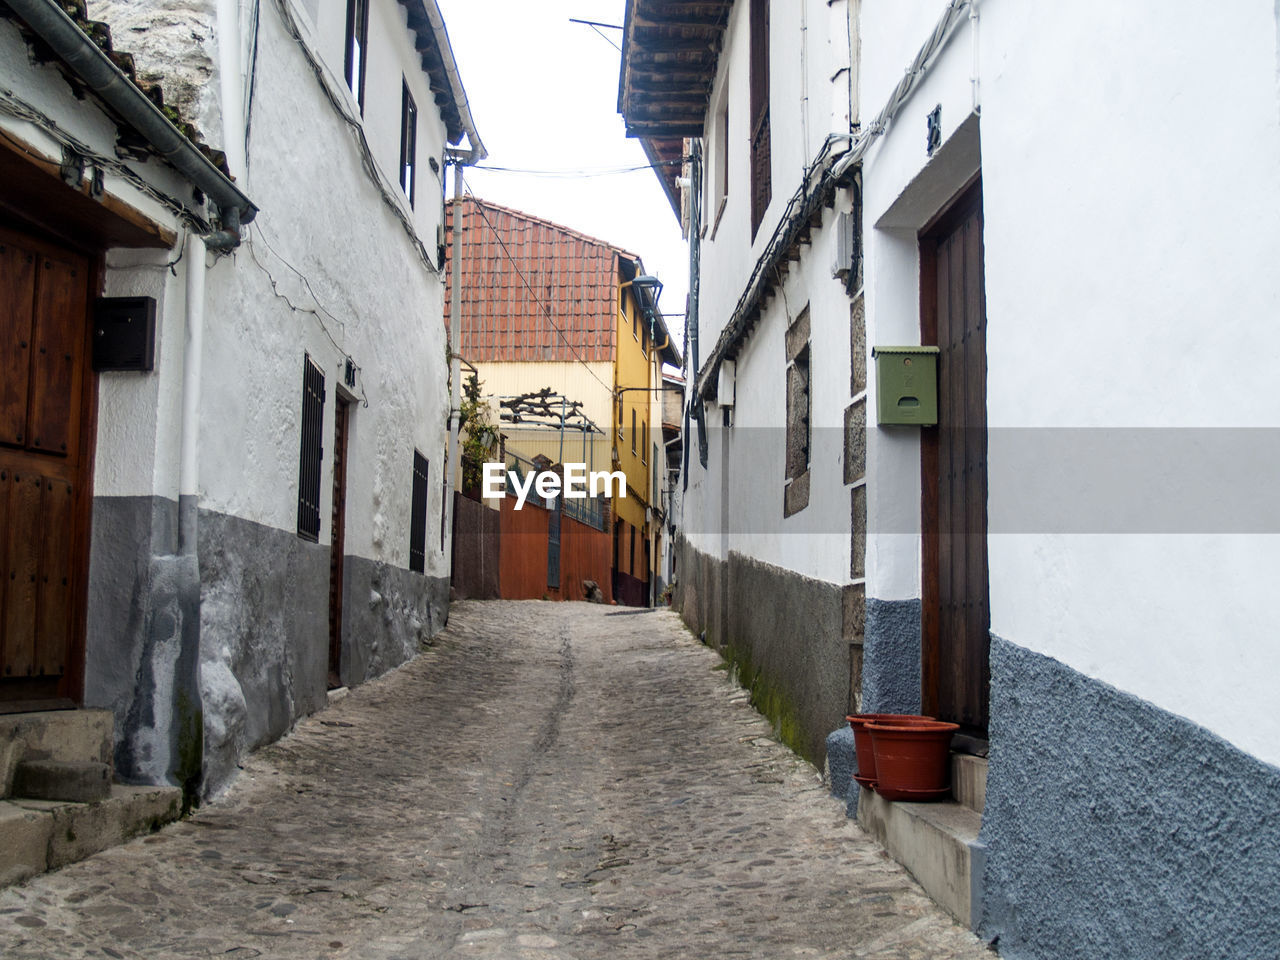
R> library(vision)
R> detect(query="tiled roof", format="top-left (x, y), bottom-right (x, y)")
top-left (446, 198), bottom-right (637, 363)
top-left (1, 0), bottom-right (230, 175)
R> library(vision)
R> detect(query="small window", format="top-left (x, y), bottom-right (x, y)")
top-left (642, 420), bottom-right (648, 463)
top-left (297, 355), bottom-right (326, 541)
top-left (400, 80), bottom-right (418, 206)
top-left (631, 409), bottom-right (637, 454)
top-left (344, 0), bottom-right (369, 113)
top-left (409, 451), bottom-right (429, 573)
top-left (709, 81), bottom-right (729, 235)
top-left (633, 304), bottom-right (639, 341)
top-left (749, 0), bottom-right (771, 238)
top-left (785, 306), bottom-right (811, 517)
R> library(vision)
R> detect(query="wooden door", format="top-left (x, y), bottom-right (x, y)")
top-left (0, 226), bottom-right (94, 709)
top-left (920, 180), bottom-right (989, 736)
top-left (327, 397), bottom-right (350, 689)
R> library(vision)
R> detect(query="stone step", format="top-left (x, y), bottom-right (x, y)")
top-left (12, 760), bottom-right (112, 803)
top-left (0, 710), bottom-right (114, 798)
top-left (951, 753), bottom-right (987, 814)
top-left (856, 785), bottom-right (985, 929)
top-left (0, 784), bottom-right (182, 888)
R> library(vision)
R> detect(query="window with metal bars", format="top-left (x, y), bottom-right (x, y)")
top-left (344, 0), bottom-right (369, 113)
top-left (400, 79), bottom-right (417, 206)
top-left (409, 450), bottom-right (429, 573)
top-left (749, 0), bottom-right (771, 239)
top-left (297, 355), bottom-right (326, 541)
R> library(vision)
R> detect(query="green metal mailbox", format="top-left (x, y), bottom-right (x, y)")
top-left (872, 345), bottom-right (940, 425)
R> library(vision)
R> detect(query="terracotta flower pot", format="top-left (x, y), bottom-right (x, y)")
top-left (867, 719), bottom-right (959, 801)
top-left (845, 713), bottom-right (934, 787)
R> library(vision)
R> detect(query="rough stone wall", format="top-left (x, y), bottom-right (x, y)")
top-left (91, 0), bottom-right (222, 146)
top-left (197, 510), bottom-right (328, 798)
top-left (980, 635), bottom-right (1280, 960)
top-left (340, 556), bottom-right (448, 689)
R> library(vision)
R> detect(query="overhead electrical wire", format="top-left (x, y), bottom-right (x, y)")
top-left (460, 187), bottom-right (619, 399)
top-left (472, 158), bottom-right (686, 179)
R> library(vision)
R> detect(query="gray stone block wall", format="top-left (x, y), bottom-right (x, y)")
top-left (980, 635), bottom-right (1280, 960)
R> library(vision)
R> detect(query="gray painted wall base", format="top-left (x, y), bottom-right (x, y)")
top-left (197, 509), bottom-right (329, 798)
top-left (85, 496), bottom-right (200, 798)
top-left (826, 725), bottom-right (856, 800)
top-left (981, 635), bottom-right (1280, 960)
top-left (86, 498), bottom-right (448, 802)
top-left (863, 598), bottom-right (922, 715)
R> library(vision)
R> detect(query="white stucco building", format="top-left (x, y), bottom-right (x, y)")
top-left (0, 0), bottom-right (481, 808)
top-left (621, 0), bottom-right (863, 765)
top-left (624, 1), bottom-right (1280, 956)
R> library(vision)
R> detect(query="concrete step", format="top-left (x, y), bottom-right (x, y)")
top-left (951, 753), bottom-right (987, 814)
top-left (0, 784), bottom-right (182, 888)
top-left (0, 710), bottom-right (114, 798)
top-left (12, 760), bottom-right (112, 803)
top-left (856, 785), bottom-right (984, 929)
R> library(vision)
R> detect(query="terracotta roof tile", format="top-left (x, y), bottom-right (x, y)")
top-left (446, 197), bottom-right (640, 363)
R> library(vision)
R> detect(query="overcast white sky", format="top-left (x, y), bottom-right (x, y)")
top-left (436, 0), bottom-right (689, 353)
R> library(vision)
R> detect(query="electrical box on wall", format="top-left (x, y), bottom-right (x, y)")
top-left (872, 345), bottom-right (939, 425)
top-left (92, 296), bottom-right (156, 372)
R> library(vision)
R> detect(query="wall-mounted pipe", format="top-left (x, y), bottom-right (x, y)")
top-left (2, 0), bottom-right (258, 242)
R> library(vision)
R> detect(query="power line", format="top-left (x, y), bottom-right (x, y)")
top-left (472, 158), bottom-right (686, 179)
top-left (458, 190), bottom-right (618, 399)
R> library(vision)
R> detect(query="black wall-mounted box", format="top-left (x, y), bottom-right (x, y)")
top-left (92, 296), bottom-right (156, 372)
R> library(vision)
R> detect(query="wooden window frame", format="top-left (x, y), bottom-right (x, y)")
top-left (749, 0), bottom-right (771, 239)
top-left (297, 355), bottom-right (325, 541)
top-left (400, 79), bottom-right (418, 207)
top-left (344, 0), bottom-right (370, 114)
top-left (708, 80), bottom-right (730, 238)
top-left (409, 450), bottom-right (429, 573)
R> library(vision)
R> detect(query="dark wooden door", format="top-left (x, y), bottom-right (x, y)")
top-left (921, 180), bottom-right (989, 736)
top-left (0, 226), bottom-right (94, 709)
top-left (328, 397), bottom-right (350, 688)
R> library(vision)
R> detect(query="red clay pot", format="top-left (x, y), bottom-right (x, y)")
top-left (867, 720), bottom-right (959, 801)
top-left (845, 713), bottom-right (934, 784)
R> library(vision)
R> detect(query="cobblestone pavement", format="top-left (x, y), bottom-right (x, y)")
top-left (1, 601), bottom-right (993, 959)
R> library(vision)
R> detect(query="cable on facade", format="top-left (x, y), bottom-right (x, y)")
top-left (244, 221), bottom-right (369, 408)
top-left (471, 158), bottom-right (686, 179)
top-left (265, 0), bottom-right (441, 279)
top-left (0, 89), bottom-right (207, 233)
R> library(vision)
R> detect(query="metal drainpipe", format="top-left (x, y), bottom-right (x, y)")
top-left (4, 0), bottom-right (258, 244)
top-left (442, 163), bottom-right (465, 560)
top-left (179, 232), bottom-right (207, 554)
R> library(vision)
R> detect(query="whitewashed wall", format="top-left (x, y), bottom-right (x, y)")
top-left (186, 0), bottom-right (452, 576)
top-left (860, 0), bottom-right (1280, 765)
top-left (682, 0), bottom-right (855, 586)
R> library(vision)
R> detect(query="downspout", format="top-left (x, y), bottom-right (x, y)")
top-left (442, 162), bottom-right (465, 563)
top-left (215, 0), bottom-right (248, 180)
top-left (179, 232), bottom-right (207, 554)
top-left (3, 0), bottom-right (257, 242)
top-left (175, 231), bottom-right (207, 810)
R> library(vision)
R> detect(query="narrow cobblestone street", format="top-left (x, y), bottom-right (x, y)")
top-left (1, 602), bottom-right (991, 959)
